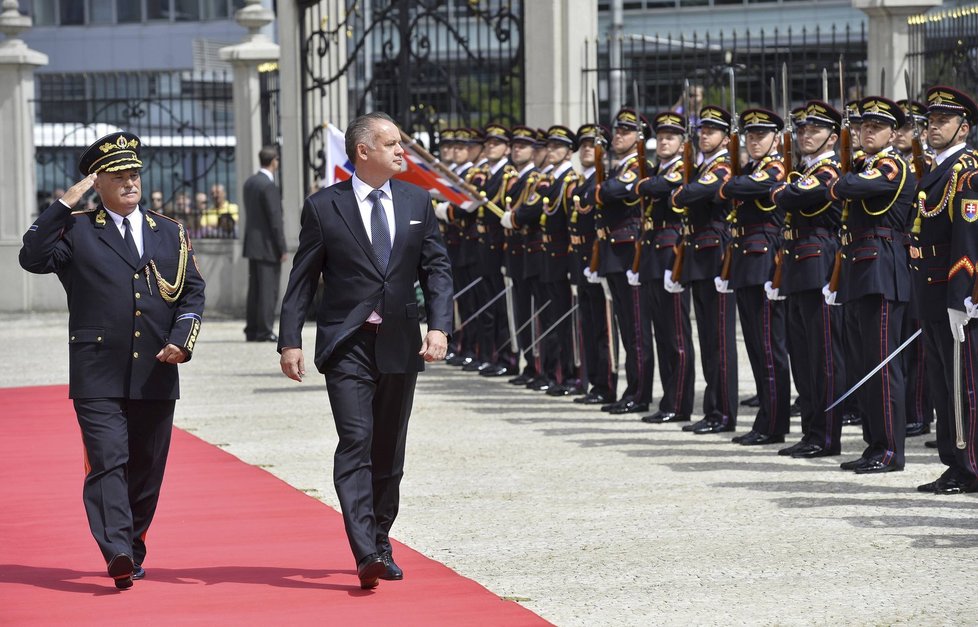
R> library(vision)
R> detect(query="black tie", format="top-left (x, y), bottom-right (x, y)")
top-left (368, 189), bottom-right (392, 271)
top-left (122, 216), bottom-right (140, 264)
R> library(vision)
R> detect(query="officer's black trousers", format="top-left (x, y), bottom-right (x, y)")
top-left (737, 286), bottom-right (791, 436)
top-left (606, 272), bottom-right (652, 404)
top-left (641, 279), bottom-right (695, 417)
top-left (575, 272), bottom-right (618, 400)
top-left (904, 316), bottom-right (933, 425)
top-left (690, 279), bottom-right (738, 425)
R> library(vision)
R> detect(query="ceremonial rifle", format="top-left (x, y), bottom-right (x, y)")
top-left (719, 66), bottom-right (739, 282)
top-left (828, 55), bottom-right (850, 295)
top-left (589, 89), bottom-right (606, 274)
top-left (957, 279), bottom-right (978, 449)
top-left (904, 69), bottom-right (926, 179)
top-left (671, 79), bottom-right (694, 282)
top-left (772, 63), bottom-right (791, 291)
top-left (631, 80), bottom-right (650, 274)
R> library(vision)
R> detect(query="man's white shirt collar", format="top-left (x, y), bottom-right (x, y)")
top-left (351, 172), bottom-right (393, 204)
top-left (935, 142), bottom-right (967, 166)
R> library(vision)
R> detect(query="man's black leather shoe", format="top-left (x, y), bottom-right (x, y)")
top-left (525, 375), bottom-right (548, 390)
top-left (531, 379), bottom-right (555, 392)
top-left (357, 553), bottom-right (386, 589)
top-left (840, 457), bottom-right (870, 471)
top-left (936, 475), bottom-right (978, 494)
top-left (694, 419), bottom-right (734, 434)
top-left (574, 391), bottom-right (611, 404)
top-left (778, 441), bottom-right (806, 456)
top-left (132, 564), bottom-right (145, 580)
top-left (462, 360), bottom-right (490, 372)
top-left (601, 400), bottom-right (629, 412)
top-left (738, 432), bottom-right (785, 446)
top-left (924, 440), bottom-right (938, 449)
top-left (906, 422), bottom-right (931, 437)
top-left (508, 373), bottom-right (532, 385)
top-left (853, 460), bottom-right (903, 474)
top-left (107, 553), bottom-right (134, 590)
top-left (546, 383), bottom-right (574, 396)
top-left (791, 443), bottom-right (838, 458)
top-left (731, 430), bottom-right (757, 443)
top-left (379, 551), bottom-right (403, 581)
top-left (683, 418), bottom-right (711, 432)
top-left (480, 363), bottom-right (517, 377)
top-left (641, 411), bottom-right (690, 424)
top-left (609, 401), bottom-right (649, 415)
top-left (740, 394), bottom-right (760, 407)
top-left (841, 412), bottom-right (863, 426)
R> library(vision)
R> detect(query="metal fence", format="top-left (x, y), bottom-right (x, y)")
top-left (34, 70), bottom-right (239, 239)
top-left (583, 22), bottom-right (868, 123)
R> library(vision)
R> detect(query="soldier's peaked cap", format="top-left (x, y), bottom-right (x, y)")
top-left (483, 123), bottom-right (510, 142)
top-left (652, 112), bottom-right (686, 134)
top-left (546, 125), bottom-right (578, 151)
top-left (78, 132), bottom-right (143, 176)
top-left (613, 108), bottom-right (651, 135)
top-left (698, 105), bottom-right (732, 131)
top-left (897, 99), bottom-right (928, 125)
top-left (804, 100), bottom-right (842, 130)
top-left (926, 86), bottom-right (978, 123)
top-left (511, 125), bottom-right (537, 144)
top-left (740, 108), bottom-right (784, 132)
top-left (859, 96), bottom-right (904, 128)
top-left (576, 123), bottom-right (611, 144)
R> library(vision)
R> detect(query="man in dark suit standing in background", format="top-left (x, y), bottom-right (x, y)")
top-left (278, 112), bottom-right (453, 590)
top-left (243, 145), bottom-right (286, 342)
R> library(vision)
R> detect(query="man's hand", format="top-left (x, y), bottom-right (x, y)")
top-left (61, 174), bottom-right (97, 208)
top-left (156, 343), bottom-right (188, 364)
top-left (419, 330), bottom-right (448, 362)
top-left (280, 347), bottom-right (305, 381)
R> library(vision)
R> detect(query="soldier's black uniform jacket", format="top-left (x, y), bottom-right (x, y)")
top-left (476, 159), bottom-right (517, 275)
top-left (538, 161), bottom-right (582, 283)
top-left (636, 155), bottom-right (686, 279)
top-left (595, 152), bottom-right (645, 274)
top-left (504, 163), bottom-right (540, 268)
top-left (448, 161), bottom-right (483, 268)
top-left (718, 153), bottom-right (787, 289)
top-left (770, 151), bottom-right (843, 295)
top-left (20, 201), bottom-right (205, 399)
top-left (513, 165), bottom-right (551, 281)
top-left (910, 146), bottom-right (978, 320)
top-left (569, 166), bottom-right (598, 271)
top-left (672, 150), bottom-right (734, 282)
top-left (827, 146), bottom-right (916, 303)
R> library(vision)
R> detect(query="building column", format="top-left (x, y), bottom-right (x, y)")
top-left (0, 0), bottom-right (49, 312)
top-left (524, 0), bottom-right (596, 129)
top-left (853, 0), bottom-right (941, 99)
top-left (217, 0), bottom-right (279, 315)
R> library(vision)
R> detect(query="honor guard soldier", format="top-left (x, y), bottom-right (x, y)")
top-left (718, 108), bottom-right (791, 446)
top-left (594, 108), bottom-right (654, 414)
top-left (569, 123), bottom-right (619, 405)
top-left (501, 126), bottom-right (545, 385)
top-left (434, 129), bottom-right (464, 363)
top-left (672, 105), bottom-right (740, 435)
top-left (474, 124), bottom-right (520, 377)
top-left (825, 96), bottom-right (916, 474)
top-left (19, 132), bottom-right (206, 589)
top-left (635, 112), bottom-right (696, 424)
top-left (769, 100), bottom-right (846, 458)
top-left (912, 86), bottom-right (978, 493)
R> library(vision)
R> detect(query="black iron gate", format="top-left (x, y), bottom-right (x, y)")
top-left (298, 0), bottom-right (524, 192)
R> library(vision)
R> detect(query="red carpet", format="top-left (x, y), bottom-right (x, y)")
top-left (0, 386), bottom-right (548, 625)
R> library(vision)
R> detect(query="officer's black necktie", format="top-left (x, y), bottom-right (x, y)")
top-left (122, 216), bottom-right (140, 264)
top-left (368, 189), bottom-right (392, 271)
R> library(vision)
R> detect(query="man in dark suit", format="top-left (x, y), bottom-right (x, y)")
top-left (243, 145), bottom-right (286, 342)
top-left (19, 132), bottom-right (206, 590)
top-left (278, 112), bottom-right (453, 590)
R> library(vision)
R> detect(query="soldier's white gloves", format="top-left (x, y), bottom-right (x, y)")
top-left (949, 308), bottom-right (969, 343)
top-left (822, 283), bottom-right (839, 306)
top-left (764, 280), bottom-right (786, 302)
top-left (434, 202), bottom-right (450, 222)
top-left (965, 296), bottom-right (978, 319)
top-left (626, 269), bottom-right (641, 287)
top-left (714, 276), bottom-right (732, 294)
top-left (583, 267), bottom-right (601, 284)
top-left (664, 270), bottom-right (684, 294)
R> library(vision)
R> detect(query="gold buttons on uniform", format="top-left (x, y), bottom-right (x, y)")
top-left (133, 352), bottom-right (139, 359)
top-left (135, 293), bottom-right (141, 299)
top-left (97, 336), bottom-right (102, 342)
top-left (135, 310), bottom-right (141, 316)
top-left (134, 331), bottom-right (141, 338)
top-left (134, 274), bottom-right (139, 279)
top-left (70, 336), bottom-right (75, 341)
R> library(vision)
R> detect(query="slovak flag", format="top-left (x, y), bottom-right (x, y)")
top-left (323, 123), bottom-right (353, 187)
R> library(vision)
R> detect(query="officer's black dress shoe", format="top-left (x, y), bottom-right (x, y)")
top-left (791, 442), bottom-right (839, 458)
top-left (731, 430), bottom-right (756, 443)
top-left (693, 419), bottom-right (734, 434)
top-left (936, 475), bottom-right (978, 494)
top-left (132, 564), bottom-right (145, 580)
top-left (480, 363), bottom-right (517, 377)
top-left (357, 553), bottom-right (386, 589)
top-left (574, 391), bottom-right (611, 405)
top-left (446, 353), bottom-right (469, 366)
top-left (683, 418), bottom-right (711, 432)
top-left (379, 551), bottom-right (403, 580)
top-left (546, 383), bottom-right (573, 396)
top-left (853, 459), bottom-right (903, 474)
top-left (525, 375), bottom-right (549, 390)
top-left (906, 422), bottom-right (931, 437)
top-left (531, 379), bottom-right (555, 392)
top-left (107, 553), bottom-right (134, 590)
top-left (601, 400), bottom-right (627, 412)
top-left (444, 350), bottom-right (457, 362)
top-left (609, 401), bottom-right (649, 415)
top-left (738, 432), bottom-right (785, 446)
top-left (740, 394), bottom-right (760, 407)
top-left (841, 412), bottom-right (863, 426)
top-left (778, 441), bottom-right (806, 456)
top-left (924, 439), bottom-right (938, 448)
top-left (641, 411), bottom-right (690, 424)
top-left (508, 373), bottom-right (532, 385)
top-left (840, 457), bottom-right (870, 471)
top-left (462, 360), bottom-right (490, 372)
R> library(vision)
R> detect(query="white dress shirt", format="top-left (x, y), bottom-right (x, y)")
top-left (106, 206), bottom-right (145, 257)
top-left (351, 173), bottom-right (396, 323)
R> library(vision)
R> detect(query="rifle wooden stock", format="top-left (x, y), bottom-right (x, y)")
top-left (632, 136), bottom-right (650, 275)
top-left (589, 239), bottom-right (601, 274)
top-left (828, 248), bottom-right (843, 293)
top-left (771, 249), bottom-right (783, 289)
top-left (839, 127), bottom-right (852, 174)
top-left (783, 133), bottom-right (793, 174)
top-left (910, 138), bottom-right (926, 179)
top-left (720, 245), bottom-right (733, 281)
top-left (590, 141), bottom-right (607, 274)
top-left (729, 133), bottom-right (742, 176)
top-left (671, 242), bottom-right (685, 280)
top-left (672, 140), bottom-right (694, 282)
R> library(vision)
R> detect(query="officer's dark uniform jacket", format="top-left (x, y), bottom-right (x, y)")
top-left (538, 161), bottom-right (581, 283)
top-left (770, 151), bottom-right (843, 295)
top-left (513, 165), bottom-right (550, 281)
top-left (595, 152), bottom-right (644, 274)
top-left (20, 201), bottom-right (205, 399)
top-left (636, 155), bottom-right (685, 279)
top-left (910, 145), bottom-right (978, 320)
top-left (447, 161), bottom-right (482, 269)
top-left (504, 163), bottom-right (539, 276)
top-left (719, 153), bottom-right (787, 289)
top-left (672, 150), bottom-right (733, 282)
top-left (476, 159), bottom-right (517, 275)
top-left (569, 166), bottom-right (598, 272)
top-left (827, 146), bottom-right (916, 303)
top-left (438, 163), bottom-right (462, 253)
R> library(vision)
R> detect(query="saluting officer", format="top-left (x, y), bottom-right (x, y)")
top-left (770, 100), bottom-right (846, 458)
top-left (718, 108), bottom-right (791, 446)
top-left (912, 86), bottom-right (978, 493)
top-left (825, 96), bottom-right (917, 474)
top-left (672, 105), bottom-right (739, 435)
top-left (635, 111), bottom-right (696, 424)
top-left (594, 108), bottom-right (654, 414)
top-left (19, 132), bottom-right (206, 589)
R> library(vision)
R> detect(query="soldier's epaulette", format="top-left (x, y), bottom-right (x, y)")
top-left (70, 208), bottom-right (97, 215)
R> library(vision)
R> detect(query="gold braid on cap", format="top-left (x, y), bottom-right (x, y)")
top-left (149, 224), bottom-right (189, 303)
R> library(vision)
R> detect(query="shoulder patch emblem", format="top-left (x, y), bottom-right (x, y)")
top-left (962, 199), bottom-right (978, 222)
top-left (859, 168), bottom-right (882, 180)
top-left (619, 170), bottom-right (637, 183)
top-left (698, 172), bottom-right (718, 185)
top-left (797, 176), bottom-right (821, 190)
top-left (750, 169), bottom-right (770, 182)
top-left (665, 171), bottom-right (682, 183)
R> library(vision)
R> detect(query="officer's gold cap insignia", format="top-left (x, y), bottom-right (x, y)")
top-left (78, 131), bottom-right (143, 176)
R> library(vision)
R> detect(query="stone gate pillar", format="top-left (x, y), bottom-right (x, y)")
top-left (853, 0), bottom-right (941, 99)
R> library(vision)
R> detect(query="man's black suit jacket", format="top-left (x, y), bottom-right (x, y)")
top-left (278, 178), bottom-right (453, 374)
top-left (242, 171), bottom-right (286, 262)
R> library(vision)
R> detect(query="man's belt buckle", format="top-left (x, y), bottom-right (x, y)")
top-left (597, 227), bottom-right (608, 240)
top-left (909, 245), bottom-right (921, 259)
top-left (840, 232), bottom-right (853, 246)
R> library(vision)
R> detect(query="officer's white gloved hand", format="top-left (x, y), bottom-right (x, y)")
top-left (626, 269), bottom-right (641, 287)
top-left (965, 296), bottom-right (978, 319)
top-left (434, 202), bottom-right (450, 221)
top-left (584, 267), bottom-right (602, 284)
top-left (664, 269), bottom-right (684, 293)
top-left (949, 308), bottom-right (969, 343)
top-left (500, 211), bottom-right (514, 229)
top-left (714, 276), bottom-right (732, 294)
top-left (764, 280), bottom-right (786, 301)
top-left (822, 283), bottom-right (839, 306)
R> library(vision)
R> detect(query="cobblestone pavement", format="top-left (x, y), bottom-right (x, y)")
top-left (4, 312), bottom-right (977, 626)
